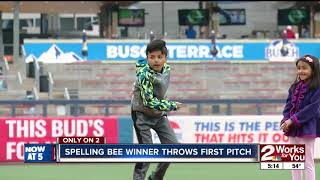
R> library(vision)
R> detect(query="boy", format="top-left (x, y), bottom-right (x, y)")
top-left (131, 39), bottom-right (183, 180)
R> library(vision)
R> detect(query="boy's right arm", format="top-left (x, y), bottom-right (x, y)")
top-left (137, 71), bottom-right (177, 112)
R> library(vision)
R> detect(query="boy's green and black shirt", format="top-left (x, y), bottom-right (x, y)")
top-left (134, 59), bottom-right (177, 111)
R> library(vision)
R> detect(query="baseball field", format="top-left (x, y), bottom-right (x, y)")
top-left (0, 163), bottom-right (319, 180)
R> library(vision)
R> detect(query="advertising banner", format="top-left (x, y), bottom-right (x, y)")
top-left (0, 116), bottom-right (126, 162)
top-left (147, 115), bottom-right (320, 159)
top-left (23, 39), bottom-right (320, 62)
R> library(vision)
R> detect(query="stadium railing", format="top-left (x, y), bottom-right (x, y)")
top-left (0, 99), bottom-right (286, 117)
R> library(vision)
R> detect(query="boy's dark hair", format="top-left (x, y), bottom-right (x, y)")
top-left (290, 54), bottom-right (320, 91)
top-left (145, 39), bottom-right (168, 57)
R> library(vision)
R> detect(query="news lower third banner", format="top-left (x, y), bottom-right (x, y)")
top-left (24, 140), bottom-right (306, 170)
top-left (25, 144), bottom-right (258, 163)
top-left (23, 137), bottom-right (306, 171)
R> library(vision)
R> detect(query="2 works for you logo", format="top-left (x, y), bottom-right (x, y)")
top-left (260, 144), bottom-right (305, 162)
top-left (265, 40), bottom-right (299, 62)
top-left (25, 44), bottom-right (84, 64)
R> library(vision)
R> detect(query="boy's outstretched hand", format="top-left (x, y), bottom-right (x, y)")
top-left (176, 102), bottom-right (185, 110)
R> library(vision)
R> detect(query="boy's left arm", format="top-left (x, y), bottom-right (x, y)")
top-left (290, 88), bottom-right (320, 128)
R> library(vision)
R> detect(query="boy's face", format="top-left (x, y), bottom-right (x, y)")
top-left (296, 61), bottom-right (312, 81)
top-left (147, 50), bottom-right (167, 72)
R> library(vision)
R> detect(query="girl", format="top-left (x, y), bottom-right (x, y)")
top-left (280, 54), bottom-right (320, 180)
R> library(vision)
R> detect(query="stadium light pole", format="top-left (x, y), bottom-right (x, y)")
top-left (161, 1), bottom-right (165, 37)
top-left (150, 31), bottom-right (155, 42)
top-left (13, 1), bottom-right (20, 63)
top-left (0, 11), bottom-right (3, 61)
top-left (280, 29), bottom-right (289, 56)
top-left (82, 29), bottom-right (88, 60)
top-left (210, 30), bottom-right (218, 58)
top-left (199, 1), bottom-right (203, 39)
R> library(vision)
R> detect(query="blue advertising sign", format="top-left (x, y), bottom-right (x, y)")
top-left (23, 39), bottom-right (320, 63)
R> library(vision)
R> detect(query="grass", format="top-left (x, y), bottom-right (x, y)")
top-left (0, 163), bottom-right (319, 180)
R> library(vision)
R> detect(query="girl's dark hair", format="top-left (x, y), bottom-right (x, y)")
top-left (290, 54), bottom-right (320, 91)
top-left (145, 39), bottom-right (168, 57)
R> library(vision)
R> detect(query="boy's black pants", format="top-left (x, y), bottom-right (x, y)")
top-left (131, 110), bottom-right (178, 180)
